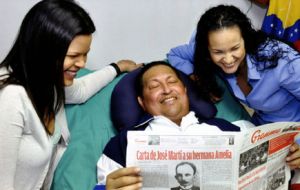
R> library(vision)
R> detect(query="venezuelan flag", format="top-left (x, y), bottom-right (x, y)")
top-left (262, 0), bottom-right (300, 51)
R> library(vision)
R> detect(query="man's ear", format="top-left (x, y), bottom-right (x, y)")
top-left (137, 96), bottom-right (145, 111)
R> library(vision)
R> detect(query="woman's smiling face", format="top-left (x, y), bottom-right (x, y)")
top-left (63, 34), bottom-right (92, 86)
top-left (208, 25), bottom-right (246, 74)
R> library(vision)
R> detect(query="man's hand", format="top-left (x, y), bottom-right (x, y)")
top-left (286, 143), bottom-right (300, 170)
top-left (106, 167), bottom-right (143, 190)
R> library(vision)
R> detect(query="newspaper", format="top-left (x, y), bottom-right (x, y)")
top-left (126, 122), bottom-right (300, 190)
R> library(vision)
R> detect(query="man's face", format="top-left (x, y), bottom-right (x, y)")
top-left (137, 65), bottom-right (189, 125)
top-left (175, 164), bottom-right (195, 187)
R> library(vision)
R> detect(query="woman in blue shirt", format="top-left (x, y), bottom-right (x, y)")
top-left (168, 5), bottom-right (300, 125)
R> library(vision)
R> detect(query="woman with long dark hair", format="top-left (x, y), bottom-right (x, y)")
top-left (168, 5), bottom-right (300, 125)
top-left (0, 0), bottom-right (139, 189)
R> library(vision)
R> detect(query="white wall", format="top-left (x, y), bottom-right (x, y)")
top-left (0, 0), bottom-right (266, 70)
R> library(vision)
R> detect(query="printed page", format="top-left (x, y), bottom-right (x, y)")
top-left (127, 131), bottom-right (241, 190)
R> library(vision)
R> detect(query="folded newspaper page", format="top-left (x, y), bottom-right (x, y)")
top-left (126, 122), bottom-right (300, 190)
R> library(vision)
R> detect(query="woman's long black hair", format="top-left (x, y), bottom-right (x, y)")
top-left (0, 0), bottom-right (95, 134)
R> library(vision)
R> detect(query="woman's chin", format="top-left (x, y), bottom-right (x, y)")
top-left (64, 79), bottom-right (74, 86)
top-left (222, 66), bottom-right (238, 74)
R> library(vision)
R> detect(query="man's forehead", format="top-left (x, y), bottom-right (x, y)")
top-left (177, 164), bottom-right (193, 171)
top-left (143, 65), bottom-right (177, 82)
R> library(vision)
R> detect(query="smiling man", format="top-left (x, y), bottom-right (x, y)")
top-left (96, 61), bottom-right (240, 190)
top-left (136, 61), bottom-right (189, 126)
